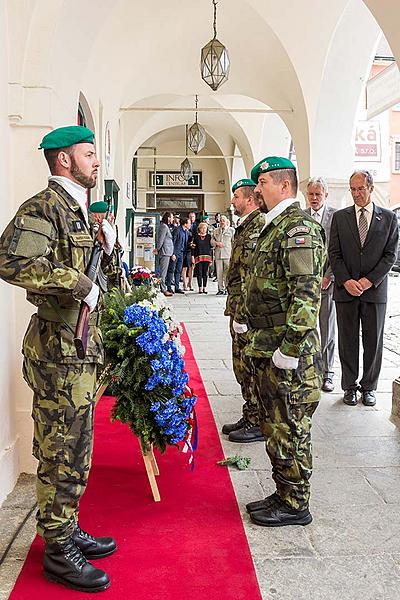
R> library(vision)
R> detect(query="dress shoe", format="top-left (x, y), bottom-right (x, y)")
top-left (216, 290), bottom-right (224, 295)
top-left (72, 524), bottom-right (117, 559)
top-left (343, 390), bottom-right (358, 406)
top-left (43, 539), bottom-right (110, 592)
top-left (228, 424), bottom-right (264, 443)
top-left (175, 289), bottom-right (185, 294)
top-left (361, 390), bottom-right (376, 406)
top-left (222, 417), bottom-right (245, 435)
top-left (322, 377), bottom-right (334, 392)
top-left (163, 291), bottom-right (173, 297)
top-left (250, 499), bottom-right (312, 527)
top-left (246, 492), bottom-right (279, 514)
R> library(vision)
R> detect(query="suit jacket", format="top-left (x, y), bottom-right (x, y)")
top-left (172, 225), bottom-right (189, 256)
top-left (156, 222), bottom-right (174, 256)
top-left (306, 205), bottom-right (336, 280)
top-left (328, 203), bottom-right (399, 303)
top-left (211, 225), bottom-right (235, 259)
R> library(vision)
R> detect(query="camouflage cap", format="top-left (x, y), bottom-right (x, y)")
top-left (250, 156), bottom-right (296, 183)
top-left (89, 201), bottom-right (108, 213)
top-left (39, 125), bottom-right (95, 150)
top-left (232, 178), bottom-right (255, 193)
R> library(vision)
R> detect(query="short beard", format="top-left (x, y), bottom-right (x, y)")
top-left (70, 157), bottom-right (97, 189)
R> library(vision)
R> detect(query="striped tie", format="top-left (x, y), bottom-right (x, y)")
top-left (358, 208), bottom-right (368, 246)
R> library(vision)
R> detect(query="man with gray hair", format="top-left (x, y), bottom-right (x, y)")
top-left (306, 177), bottom-right (337, 392)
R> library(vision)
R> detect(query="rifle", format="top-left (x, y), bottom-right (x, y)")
top-left (74, 202), bottom-right (111, 359)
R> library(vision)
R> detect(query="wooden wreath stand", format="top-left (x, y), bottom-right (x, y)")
top-left (95, 382), bottom-right (161, 502)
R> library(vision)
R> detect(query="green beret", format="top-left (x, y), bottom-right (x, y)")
top-left (250, 156), bottom-right (296, 183)
top-left (39, 125), bottom-right (95, 150)
top-left (232, 178), bottom-right (255, 193)
top-left (89, 201), bottom-right (109, 213)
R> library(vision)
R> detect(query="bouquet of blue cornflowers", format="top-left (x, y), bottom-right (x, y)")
top-left (101, 287), bottom-right (197, 453)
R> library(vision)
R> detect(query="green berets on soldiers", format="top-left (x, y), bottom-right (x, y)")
top-left (240, 156), bottom-right (325, 527)
top-left (0, 125), bottom-right (117, 592)
top-left (222, 179), bottom-right (266, 443)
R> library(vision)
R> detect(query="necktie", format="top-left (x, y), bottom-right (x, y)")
top-left (358, 208), bottom-right (368, 246)
top-left (313, 211), bottom-right (320, 222)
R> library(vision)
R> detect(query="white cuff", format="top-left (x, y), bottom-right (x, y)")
top-left (232, 320), bottom-right (248, 334)
top-left (83, 283), bottom-right (99, 313)
top-left (272, 348), bottom-right (299, 370)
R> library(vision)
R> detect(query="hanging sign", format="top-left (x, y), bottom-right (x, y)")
top-left (149, 171), bottom-right (202, 189)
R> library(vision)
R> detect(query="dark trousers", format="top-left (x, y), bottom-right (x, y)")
top-left (336, 299), bottom-right (386, 391)
top-left (196, 262), bottom-right (209, 288)
top-left (166, 253), bottom-right (184, 291)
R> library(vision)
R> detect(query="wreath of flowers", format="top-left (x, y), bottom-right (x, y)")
top-left (101, 286), bottom-right (197, 454)
top-left (129, 265), bottom-right (152, 285)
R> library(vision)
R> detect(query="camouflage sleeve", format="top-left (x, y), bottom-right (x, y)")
top-left (279, 227), bottom-right (325, 357)
top-left (0, 211), bottom-right (92, 300)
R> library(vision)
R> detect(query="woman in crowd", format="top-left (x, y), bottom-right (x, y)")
top-left (181, 226), bottom-right (195, 291)
top-left (154, 211), bottom-right (174, 296)
top-left (192, 221), bottom-right (212, 294)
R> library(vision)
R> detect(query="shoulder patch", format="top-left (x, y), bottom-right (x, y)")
top-left (287, 225), bottom-right (310, 237)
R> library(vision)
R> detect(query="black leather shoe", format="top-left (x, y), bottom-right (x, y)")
top-left (72, 524), bottom-right (117, 559)
top-left (44, 539), bottom-right (110, 592)
top-left (250, 500), bottom-right (312, 527)
top-left (246, 492), bottom-right (279, 514)
top-left (175, 289), bottom-right (185, 294)
top-left (222, 417), bottom-right (245, 435)
top-left (228, 424), bottom-right (264, 443)
top-left (343, 390), bottom-right (358, 406)
top-left (361, 390), bottom-right (376, 406)
top-left (322, 378), bottom-right (334, 392)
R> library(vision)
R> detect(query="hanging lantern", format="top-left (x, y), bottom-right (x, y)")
top-left (180, 125), bottom-right (193, 181)
top-left (187, 95), bottom-right (206, 154)
top-left (200, 0), bottom-right (230, 91)
top-left (180, 157), bottom-right (193, 181)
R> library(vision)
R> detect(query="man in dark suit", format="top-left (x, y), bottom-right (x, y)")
top-left (166, 216), bottom-right (190, 294)
top-left (306, 177), bottom-right (337, 392)
top-left (328, 170), bottom-right (399, 406)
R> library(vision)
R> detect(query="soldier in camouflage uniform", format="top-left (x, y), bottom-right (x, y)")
top-left (235, 156), bottom-right (325, 527)
top-left (0, 126), bottom-right (117, 592)
top-left (222, 179), bottom-right (266, 443)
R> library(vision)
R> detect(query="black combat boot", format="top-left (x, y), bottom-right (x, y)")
top-left (43, 538), bottom-right (110, 592)
top-left (245, 492), bottom-right (280, 514)
top-left (228, 423), bottom-right (264, 443)
top-left (249, 498), bottom-right (312, 527)
top-left (221, 417), bottom-right (245, 435)
top-left (72, 524), bottom-right (117, 559)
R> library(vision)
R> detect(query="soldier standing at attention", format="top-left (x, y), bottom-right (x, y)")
top-left (222, 179), bottom-right (266, 443)
top-left (236, 157), bottom-right (325, 527)
top-left (0, 126), bottom-right (117, 592)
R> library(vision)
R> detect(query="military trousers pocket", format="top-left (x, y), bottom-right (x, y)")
top-left (32, 405), bottom-right (66, 464)
top-left (289, 354), bottom-right (322, 404)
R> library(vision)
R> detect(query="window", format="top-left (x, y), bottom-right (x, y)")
top-left (392, 138), bottom-right (400, 173)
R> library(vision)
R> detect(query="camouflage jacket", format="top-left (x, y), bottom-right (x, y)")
top-left (244, 202), bottom-right (325, 358)
top-left (0, 181), bottom-right (112, 364)
top-left (224, 209), bottom-right (266, 320)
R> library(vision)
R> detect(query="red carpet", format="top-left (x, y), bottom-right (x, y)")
top-left (9, 325), bottom-right (262, 600)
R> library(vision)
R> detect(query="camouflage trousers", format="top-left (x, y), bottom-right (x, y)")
top-left (250, 354), bottom-right (321, 510)
top-left (23, 358), bottom-right (97, 543)
top-left (229, 318), bottom-right (259, 426)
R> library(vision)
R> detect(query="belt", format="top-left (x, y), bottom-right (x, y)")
top-left (37, 305), bottom-right (99, 327)
top-left (248, 312), bottom-right (286, 329)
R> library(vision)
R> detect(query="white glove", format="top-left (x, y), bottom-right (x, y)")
top-left (101, 219), bottom-right (117, 255)
top-left (232, 320), bottom-right (248, 334)
top-left (83, 283), bottom-right (100, 313)
top-left (272, 348), bottom-right (299, 370)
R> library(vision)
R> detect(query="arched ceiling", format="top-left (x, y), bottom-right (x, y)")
top-left (6, 0), bottom-right (396, 180)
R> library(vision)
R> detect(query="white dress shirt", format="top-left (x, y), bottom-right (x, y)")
top-left (355, 202), bottom-right (373, 231)
top-left (49, 176), bottom-right (89, 224)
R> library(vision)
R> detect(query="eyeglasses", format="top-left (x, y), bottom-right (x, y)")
top-left (349, 186), bottom-right (369, 194)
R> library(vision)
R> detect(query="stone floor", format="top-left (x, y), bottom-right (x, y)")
top-left (1, 274), bottom-right (400, 599)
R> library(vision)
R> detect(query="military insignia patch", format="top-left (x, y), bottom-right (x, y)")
top-left (287, 225), bottom-right (310, 237)
top-left (260, 161), bottom-right (269, 170)
top-left (73, 220), bottom-right (85, 232)
top-left (237, 180), bottom-right (243, 186)
top-left (295, 237), bottom-right (305, 245)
